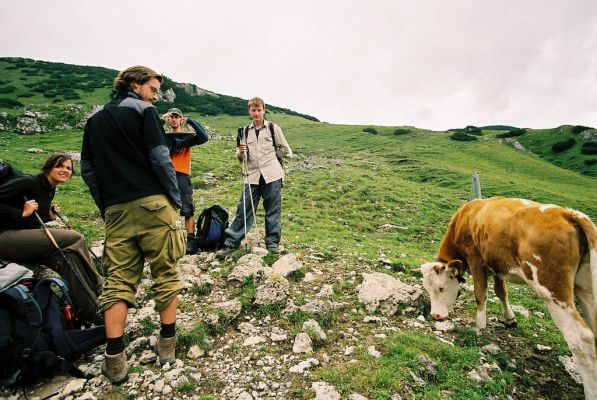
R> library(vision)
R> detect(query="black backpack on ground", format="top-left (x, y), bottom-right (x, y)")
top-left (195, 204), bottom-right (229, 251)
top-left (0, 262), bottom-right (106, 388)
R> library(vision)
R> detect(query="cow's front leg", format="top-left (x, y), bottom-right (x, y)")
top-left (470, 263), bottom-right (488, 330)
top-left (494, 275), bottom-right (517, 328)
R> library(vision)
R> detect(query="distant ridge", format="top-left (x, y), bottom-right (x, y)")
top-left (0, 57), bottom-right (319, 121)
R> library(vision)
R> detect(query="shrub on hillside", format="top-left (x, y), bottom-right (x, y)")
top-left (465, 125), bottom-right (483, 135)
top-left (0, 85), bottom-right (16, 94)
top-left (551, 138), bottom-right (576, 153)
top-left (496, 128), bottom-right (526, 138)
top-left (584, 158), bottom-right (596, 166)
top-left (450, 132), bottom-right (478, 141)
top-left (572, 125), bottom-right (593, 134)
top-left (63, 92), bottom-right (81, 100)
top-left (363, 127), bottom-right (378, 134)
top-left (393, 128), bottom-right (410, 135)
top-left (0, 98), bottom-right (24, 108)
top-left (581, 142), bottom-right (597, 155)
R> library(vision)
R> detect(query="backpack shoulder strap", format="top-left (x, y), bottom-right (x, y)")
top-left (268, 121), bottom-right (277, 149)
top-left (2, 285), bottom-right (42, 358)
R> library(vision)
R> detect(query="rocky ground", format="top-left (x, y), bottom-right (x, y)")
top-left (1, 234), bottom-right (585, 400)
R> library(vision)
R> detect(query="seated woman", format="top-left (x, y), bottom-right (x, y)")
top-left (0, 153), bottom-right (104, 324)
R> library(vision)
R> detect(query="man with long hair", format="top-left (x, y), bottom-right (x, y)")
top-left (81, 65), bottom-right (186, 384)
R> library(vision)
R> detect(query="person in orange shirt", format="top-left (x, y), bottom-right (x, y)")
top-left (162, 108), bottom-right (209, 254)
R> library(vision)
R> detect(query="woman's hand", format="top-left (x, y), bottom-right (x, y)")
top-left (22, 199), bottom-right (38, 218)
top-left (49, 204), bottom-right (61, 220)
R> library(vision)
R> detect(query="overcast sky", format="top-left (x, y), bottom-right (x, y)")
top-left (1, 0), bottom-right (596, 130)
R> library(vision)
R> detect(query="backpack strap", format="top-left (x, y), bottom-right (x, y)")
top-left (268, 122), bottom-right (278, 150)
top-left (2, 285), bottom-right (42, 359)
top-left (33, 278), bottom-right (75, 356)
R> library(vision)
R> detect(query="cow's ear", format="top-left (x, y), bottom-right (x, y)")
top-left (433, 264), bottom-right (446, 274)
top-left (447, 259), bottom-right (463, 270)
top-left (447, 259), bottom-right (466, 282)
top-left (411, 267), bottom-right (422, 273)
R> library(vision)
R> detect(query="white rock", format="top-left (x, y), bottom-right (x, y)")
top-left (270, 327), bottom-right (288, 342)
top-left (238, 322), bottom-right (256, 334)
top-left (434, 320), bottom-right (454, 332)
top-left (467, 369), bottom-right (483, 383)
top-left (238, 391), bottom-right (254, 400)
top-left (254, 273), bottom-right (289, 305)
top-left (367, 346), bottom-right (381, 358)
top-left (511, 305), bottom-right (529, 318)
top-left (62, 378), bottom-right (86, 396)
top-left (312, 381), bottom-right (341, 400)
top-left (289, 358), bottom-right (319, 373)
top-left (271, 253), bottom-right (304, 276)
top-left (536, 344), bottom-right (552, 352)
top-left (481, 343), bottom-right (501, 355)
top-left (243, 335), bottom-right (267, 347)
top-left (139, 350), bottom-right (157, 364)
top-left (187, 345), bottom-right (205, 359)
top-left (164, 368), bottom-right (184, 383)
top-left (154, 379), bottom-right (165, 393)
top-left (363, 316), bottom-right (384, 324)
top-left (303, 319), bottom-right (327, 341)
top-left (75, 392), bottom-right (96, 400)
top-left (358, 272), bottom-right (423, 315)
top-left (293, 332), bottom-right (313, 353)
top-left (316, 284), bottom-right (335, 297)
top-left (348, 394), bottom-right (368, 400)
top-left (304, 272), bottom-right (316, 282)
top-left (344, 346), bottom-right (355, 356)
top-left (214, 298), bottom-right (243, 320)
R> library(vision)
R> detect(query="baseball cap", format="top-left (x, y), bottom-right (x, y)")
top-left (167, 108), bottom-right (183, 117)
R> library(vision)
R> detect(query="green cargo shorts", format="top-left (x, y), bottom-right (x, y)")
top-left (98, 194), bottom-right (186, 313)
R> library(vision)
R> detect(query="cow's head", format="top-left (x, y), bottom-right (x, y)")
top-left (413, 260), bottom-right (464, 320)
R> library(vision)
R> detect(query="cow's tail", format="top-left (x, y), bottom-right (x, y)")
top-left (570, 210), bottom-right (597, 333)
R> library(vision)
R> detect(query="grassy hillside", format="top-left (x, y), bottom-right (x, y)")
top-left (1, 115), bottom-right (594, 398)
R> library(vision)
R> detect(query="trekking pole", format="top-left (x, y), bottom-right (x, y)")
top-left (241, 143), bottom-right (248, 251)
top-left (24, 197), bottom-right (99, 309)
top-left (242, 150), bottom-right (260, 248)
top-left (54, 210), bottom-right (103, 267)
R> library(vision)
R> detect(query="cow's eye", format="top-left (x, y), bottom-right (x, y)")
top-left (439, 287), bottom-right (444, 293)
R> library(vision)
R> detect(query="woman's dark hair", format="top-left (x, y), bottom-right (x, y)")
top-left (42, 153), bottom-right (75, 175)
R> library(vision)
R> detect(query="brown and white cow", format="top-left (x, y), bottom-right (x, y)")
top-left (414, 197), bottom-right (597, 399)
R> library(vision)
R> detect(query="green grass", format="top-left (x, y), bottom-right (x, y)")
top-left (314, 332), bottom-right (510, 399)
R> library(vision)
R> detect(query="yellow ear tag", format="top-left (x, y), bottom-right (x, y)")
top-left (452, 269), bottom-right (459, 278)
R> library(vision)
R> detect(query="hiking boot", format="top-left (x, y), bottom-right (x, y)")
top-left (216, 246), bottom-right (236, 260)
top-left (155, 335), bottom-right (176, 365)
top-left (101, 351), bottom-right (128, 384)
top-left (186, 234), bottom-right (198, 255)
top-left (267, 245), bottom-right (280, 254)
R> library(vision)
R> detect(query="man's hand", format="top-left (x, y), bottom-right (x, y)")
top-left (161, 112), bottom-right (172, 123)
top-left (238, 143), bottom-right (247, 155)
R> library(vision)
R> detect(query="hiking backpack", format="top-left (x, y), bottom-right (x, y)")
top-left (0, 262), bottom-right (106, 388)
top-left (195, 204), bottom-right (229, 251)
top-left (239, 122), bottom-right (285, 167)
top-left (0, 161), bottom-right (22, 185)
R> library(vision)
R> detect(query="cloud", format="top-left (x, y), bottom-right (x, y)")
top-left (1, 0), bottom-right (596, 130)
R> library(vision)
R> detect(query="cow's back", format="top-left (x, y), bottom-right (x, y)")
top-left (445, 197), bottom-right (583, 279)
